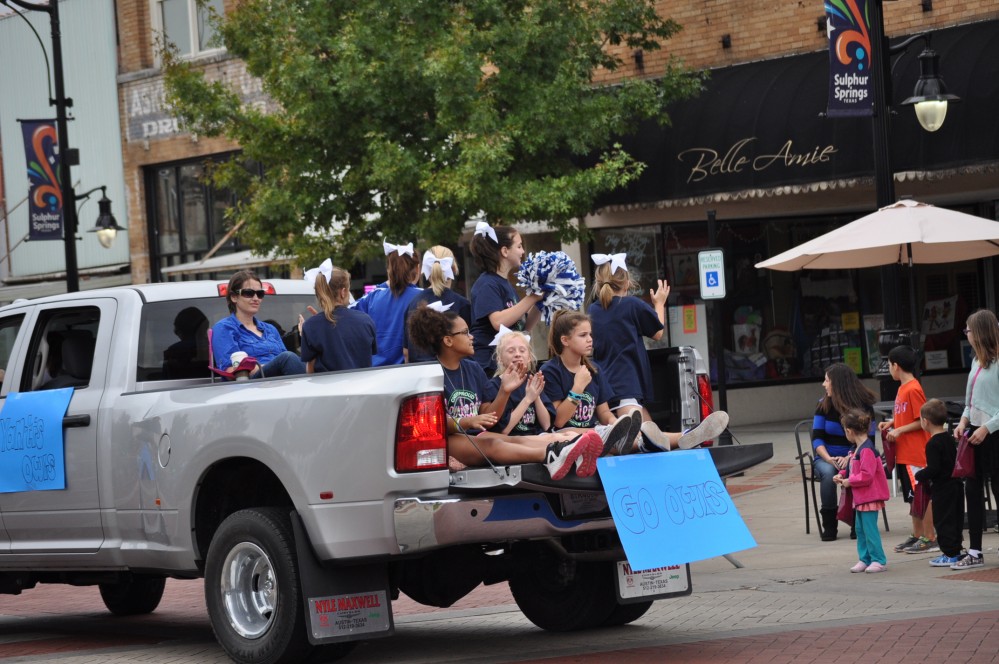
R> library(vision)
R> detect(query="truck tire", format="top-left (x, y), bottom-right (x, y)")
top-left (205, 508), bottom-right (313, 664)
top-left (99, 575), bottom-right (166, 616)
top-left (601, 600), bottom-right (653, 627)
top-left (509, 546), bottom-right (616, 631)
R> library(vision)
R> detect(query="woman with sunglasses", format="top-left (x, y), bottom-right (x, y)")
top-left (211, 269), bottom-right (306, 377)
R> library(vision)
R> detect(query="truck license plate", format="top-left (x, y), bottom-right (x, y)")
top-left (615, 561), bottom-right (691, 602)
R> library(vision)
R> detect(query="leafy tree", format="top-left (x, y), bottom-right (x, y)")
top-left (164, 0), bottom-right (701, 265)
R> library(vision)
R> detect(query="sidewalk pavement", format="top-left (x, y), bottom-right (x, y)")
top-left (1, 419), bottom-right (997, 663)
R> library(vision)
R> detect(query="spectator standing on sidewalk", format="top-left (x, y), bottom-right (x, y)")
top-left (914, 399), bottom-right (965, 568)
top-left (835, 409), bottom-right (891, 573)
top-left (811, 363), bottom-right (878, 541)
top-left (952, 309), bottom-right (999, 569)
top-left (878, 346), bottom-right (937, 555)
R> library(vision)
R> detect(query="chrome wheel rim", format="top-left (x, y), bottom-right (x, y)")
top-left (220, 541), bottom-right (277, 638)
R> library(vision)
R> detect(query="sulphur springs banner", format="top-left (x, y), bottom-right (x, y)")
top-left (826, 0), bottom-right (874, 117)
top-left (18, 119), bottom-right (64, 241)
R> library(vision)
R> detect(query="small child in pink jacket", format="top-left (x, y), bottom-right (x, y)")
top-left (834, 409), bottom-right (891, 573)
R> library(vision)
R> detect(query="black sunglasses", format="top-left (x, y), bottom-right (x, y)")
top-left (238, 288), bottom-right (266, 299)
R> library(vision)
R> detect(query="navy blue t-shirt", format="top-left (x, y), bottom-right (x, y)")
top-left (300, 307), bottom-right (377, 372)
top-left (541, 356), bottom-right (610, 429)
top-left (470, 272), bottom-right (523, 373)
top-left (588, 296), bottom-right (663, 403)
top-left (442, 358), bottom-right (498, 432)
top-left (405, 288), bottom-right (472, 363)
top-left (489, 377), bottom-right (554, 436)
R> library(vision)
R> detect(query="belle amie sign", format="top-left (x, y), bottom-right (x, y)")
top-left (678, 137), bottom-right (838, 184)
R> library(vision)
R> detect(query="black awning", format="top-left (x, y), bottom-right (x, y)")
top-left (600, 19), bottom-right (999, 206)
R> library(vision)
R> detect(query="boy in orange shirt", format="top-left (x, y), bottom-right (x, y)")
top-left (878, 346), bottom-right (936, 553)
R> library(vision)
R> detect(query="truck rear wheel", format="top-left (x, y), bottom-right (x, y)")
top-left (509, 545), bottom-right (616, 631)
top-left (205, 508), bottom-right (313, 664)
top-left (99, 574), bottom-right (166, 616)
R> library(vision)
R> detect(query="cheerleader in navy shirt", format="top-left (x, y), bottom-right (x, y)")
top-left (588, 253), bottom-right (729, 452)
top-left (352, 241), bottom-right (423, 365)
top-left (300, 260), bottom-right (377, 372)
top-left (468, 222), bottom-right (543, 374)
top-left (405, 245), bottom-right (471, 364)
top-left (408, 304), bottom-right (601, 480)
top-left (488, 327), bottom-right (553, 436)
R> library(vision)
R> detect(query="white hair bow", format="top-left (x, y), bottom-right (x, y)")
top-left (304, 258), bottom-right (334, 285)
top-left (490, 324), bottom-right (530, 347)
top-left (383, 241), bottom-right (414, 257)
top-left (474, 221), bottom-right (498, 244)
top-left (426, 300), bottom-right (454, 313)
top-left (421, 251), bottom-right (455, 281)
top-left (591, 252), bottom-right (628, 274)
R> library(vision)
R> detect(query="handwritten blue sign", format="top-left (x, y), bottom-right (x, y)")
top-left (0, 389), bottom-right (74, 493)
top-left (598, 449), bottom-right (756, 571)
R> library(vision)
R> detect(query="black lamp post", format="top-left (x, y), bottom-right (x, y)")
top-left (3, 0), bottom-right (123, 292)
top-left (866, 0), bottom-right (958, 397)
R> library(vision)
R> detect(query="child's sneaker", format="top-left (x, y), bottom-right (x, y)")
top-left (925, 541), bottom-right (941, 554)
top-left (620, 411), bottom-right (644, 455)
top-left (892, 535), bottom-right (919, 552)
top-left (929, 554), bottom-right (962, 567)
top-left (903, 537), bottom-right (936, 554)
top-left (677, 411), bottom-right (730, 449)
top-left (849, 561), bottom-right (868, 573)
top-left (639, 421), bottom-right (670, 452)
top-left (597, 418), bottom-right (634, 457)
top-left (864, 562), bottom-right (887, 573)
top-left (544, 439), bottom-right (586, 481)
top-left (950, 553), bottom-right (984, 569)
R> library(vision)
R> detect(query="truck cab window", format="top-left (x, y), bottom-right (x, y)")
top-left (22, 308), bottom-right (101, 392)
top-left (0, 314), bottom-right (26, 390)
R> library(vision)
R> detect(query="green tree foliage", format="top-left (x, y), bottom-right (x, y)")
top-left (164, 0), bottom-right (701, 265)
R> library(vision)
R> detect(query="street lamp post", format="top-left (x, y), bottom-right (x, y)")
top-left (866, 0), bottom-right (958, 398)
top-left (4, 0), bottom-right (123, 293)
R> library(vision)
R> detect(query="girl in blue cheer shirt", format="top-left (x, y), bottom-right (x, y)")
top-left (300, 260), bottom-right (377, 373)
top-left (468, 222), bottom-right (543, 374)
top-left (405, 245), bottom-right (471, 364)
top-left (352, 241), bottom-right (423, 365)
top-left (407, 304), bottom-right (601, 481)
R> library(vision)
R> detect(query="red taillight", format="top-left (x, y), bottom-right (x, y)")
top-left (395, 393), bottom-right (448, 472)
top-left (697, 375), bottom-right (716, 447)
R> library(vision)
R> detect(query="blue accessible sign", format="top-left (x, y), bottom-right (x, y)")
top-left (0, 388), bottom-right (75, 493)
top-left (598, 449), bottom-right (756, 571)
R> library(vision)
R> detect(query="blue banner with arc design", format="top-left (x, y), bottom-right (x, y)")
top-left (826, 0), bottom-right (875, 117)
top-left (19, 119), bottom-right (64, 241)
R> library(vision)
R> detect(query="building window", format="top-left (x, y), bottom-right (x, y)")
top-left (145, 154), bottom-right (253, 282)
top-left (155, 0), bottom-right (224, 58)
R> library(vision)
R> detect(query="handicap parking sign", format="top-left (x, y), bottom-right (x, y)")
top-left (697, 250), bottom-right (726, 299)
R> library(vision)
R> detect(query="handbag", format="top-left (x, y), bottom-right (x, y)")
top-left (952, 432), bottom-right (976, 479)
top-left (836, 485), bottom-right (855, 526)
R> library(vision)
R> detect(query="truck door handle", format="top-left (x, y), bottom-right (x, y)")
top-left (63, 414), bottom-right (91, 428)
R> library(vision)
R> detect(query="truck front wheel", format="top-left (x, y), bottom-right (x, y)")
top-left (99, 574), bottom-right (166, 616)
top-left (509, 545), bottom-right (616, 631)
top-left (205, 508), bottom-right (312, 664)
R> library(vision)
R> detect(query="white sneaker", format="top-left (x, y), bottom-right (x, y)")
top-left (598, 417), bottom-right (633, 457)
top-left (639, 420), bottom-right (670, 452)
top-left (677, 411), bottom-right (729, 449)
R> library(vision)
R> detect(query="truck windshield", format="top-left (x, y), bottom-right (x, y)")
top-left (137, 295), bottom-right (316, 381)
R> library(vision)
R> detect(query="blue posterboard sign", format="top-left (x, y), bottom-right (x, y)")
top-left (0, 389), bottom-right (75, 493)
top-left (598, 449), bottom-right (756, 571)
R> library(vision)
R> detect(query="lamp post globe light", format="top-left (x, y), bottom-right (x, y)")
top-left (2, 0), bottom-right (123, 293)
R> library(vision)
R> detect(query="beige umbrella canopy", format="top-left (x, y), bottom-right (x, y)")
top-left (755, 199), bottom-right (999, 271)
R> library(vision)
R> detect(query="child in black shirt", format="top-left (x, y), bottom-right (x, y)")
top-left (914, 399), bottom-right (965, 567)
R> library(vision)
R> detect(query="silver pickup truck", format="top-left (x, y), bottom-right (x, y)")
top-left (0, 280), bottom-right (772, 664)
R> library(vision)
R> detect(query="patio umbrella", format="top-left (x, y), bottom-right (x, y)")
top-left (755, 199), bottom-right (999, 331)
top-left (755, 199), bottom-right (999, 271)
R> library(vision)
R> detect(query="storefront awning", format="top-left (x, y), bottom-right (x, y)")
top-left (599, 19), bottom-right (999, 207)
top-left (160, 249), bottom-right (293, 277)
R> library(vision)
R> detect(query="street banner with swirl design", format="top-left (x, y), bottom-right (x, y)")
top-left (825, 0), bottom-right (874, 117)
top-left (19, 119), bottom-right (64, 241)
